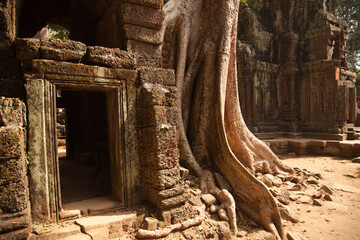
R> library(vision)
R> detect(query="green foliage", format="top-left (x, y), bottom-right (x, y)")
top-left (48, 24), bottom-right (70, 40)
top-left (34, 218), bottom-right (53, 227)
top-left (0, 3), bottom-right (4, 12)
top-left (336, 0), bottom-right (360, 68)
top-left (26, 155), bottom-right (30, 165)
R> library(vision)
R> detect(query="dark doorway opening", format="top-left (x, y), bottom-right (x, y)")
top-left (56, 90), bottom-right (111, 205)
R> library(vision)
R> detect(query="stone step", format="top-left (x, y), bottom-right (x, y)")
top-left (353, 127), bottom-right (360, 132)
top-left (346, 131), bottom-right (360, 140)
top-left (345, 127), bottom-right (360, 133)
top-left (30, 224), bottom-right (91, 240)
top-left (302, 133), bottom-right (346, 141)
top-left (352, 133), bottom-right (360, 140)
top-left (256, 132), bottom-right (349, 141)
top-left (30, 210), bottom-right (138, 240)
top-left (62, 196), bottom-right (123, 216)
top-left (265, 138), bottom-right (360, 158)
top-left (75, 210), bottom-right (137, 240)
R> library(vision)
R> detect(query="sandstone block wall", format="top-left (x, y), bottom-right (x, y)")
top-left (137, 68), bottom-right (186, 211)
top-left (8, 36), bottom-right (186, 235)
top-left (96, 0), bottom-right (163, 68)
top-left (0, 2), bottom-right (31, 238)
top-left (2, 0), bottom-right (186, 237)
top-left (0, 97), bottom-right (30, 240)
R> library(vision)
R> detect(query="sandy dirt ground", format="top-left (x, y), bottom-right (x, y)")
top-left (31, 155), bottom-right (360, 240)
top-left (280, 155), bottom-right (360, 240)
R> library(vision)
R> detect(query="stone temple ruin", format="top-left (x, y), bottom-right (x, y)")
top-left (0, 0), bottom-right (358, 239)
top-left (237, 0), bottom-right (359, 157)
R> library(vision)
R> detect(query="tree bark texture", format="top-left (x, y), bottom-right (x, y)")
top-left (161, 0), bottom-right (294, 239)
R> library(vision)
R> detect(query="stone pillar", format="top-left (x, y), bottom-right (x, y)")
top-left (277, 64), bottom-right (300, 132)
top-left (278, 32), bottom-right (299, 65)
top-left (0, 97), bottom-right (31, 240)
top-left (137, 68), bottom-right (186, 213)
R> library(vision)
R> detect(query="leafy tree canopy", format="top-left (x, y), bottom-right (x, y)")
top-left (336, 0), bottom-right (360, 68)
top-left (48, 24), bottom-right (70, 40)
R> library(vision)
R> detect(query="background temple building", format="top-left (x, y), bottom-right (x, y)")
top-left (237, 0), bottom-right (358, 138)
top-left (0, 0), bottom-right (358, 239)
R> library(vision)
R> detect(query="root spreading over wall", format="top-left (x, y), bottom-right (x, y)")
top-left (156, 0), bottom-right (296, 239)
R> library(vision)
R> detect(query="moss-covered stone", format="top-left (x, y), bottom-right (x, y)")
top-left (0, 158), bottom-right (26, 186)
top-left (138, 83), bottom-right (177, 107)
top-left (86, 46), bottom-right (136, 69)
top-left (0, 182), bottom-right (27, 213)
top-left (0, 127), bottom-right (25, 159)
top-left (0, 97), bottom-right (26, 127)
top-left (15, 38), bottom-right (41, 61)
top-left (40, 39), bottom-right (86, 62)
top-left (139, 68), bottom-right (176, 86)
top-left (0, 211), bottom-right (30, 234)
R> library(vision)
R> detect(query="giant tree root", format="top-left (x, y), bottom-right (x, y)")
top-left (159, 0), bottom-right (294, 239)
top-left (278, 203), bottom-right (299, 224)
top-left (136, 205), bottom-right (206, 239)
top-left (200, 170), bottom-right (238, 234)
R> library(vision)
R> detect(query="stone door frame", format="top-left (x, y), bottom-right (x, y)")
top-left (25, 60), bottom-right (139, 222)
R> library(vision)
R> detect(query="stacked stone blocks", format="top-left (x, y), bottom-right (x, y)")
top-left (137, 68), bottom-right (186, 210)
top-left (0, 97), bottom-right (30, 240)
top-left (121, 0), bottom-right (163, 55)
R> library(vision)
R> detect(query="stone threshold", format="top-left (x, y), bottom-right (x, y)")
top-left (61, 196), bottom-right (124, 220)
top-left (30, 208), bottom-right (140, 240)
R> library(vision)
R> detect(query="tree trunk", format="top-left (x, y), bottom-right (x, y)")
top-left (161, 0), bottom-right (294, 239)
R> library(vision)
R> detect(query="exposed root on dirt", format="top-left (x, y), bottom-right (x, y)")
top-left (136, 205), bottom-right (206, 239)
top-left (277, 202), bottom-right (299, 224)
top-left (200, 170), bottom-right (238, 234)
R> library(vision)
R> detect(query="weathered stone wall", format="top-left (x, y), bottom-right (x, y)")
top-left (300, 8), bottom-right (357, 133)
top-left (300, 61), bottom-right (356, 133)
top-left (137, 68), bottom-right (186, 213)
top-left (96, 0), bottom-right (164, 67)
top-left (0, 0), bottom-right (177, 236)
top-left (238, 58), bottom-right (281, 132)
top-left (0, 2), bottom-right (31, 239)
top-left (15, 39), bottom-right (143, 223)
top-left (237, 0), bottom-right (357, 135)
top-left (17, 0), bottom-right (164, 67)
top-left (0, 97), bottom-right (30, 240)
top-left (9, 36), bottom-right (186, 236)
top-left (0, 0), bottom-right (23, 98)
